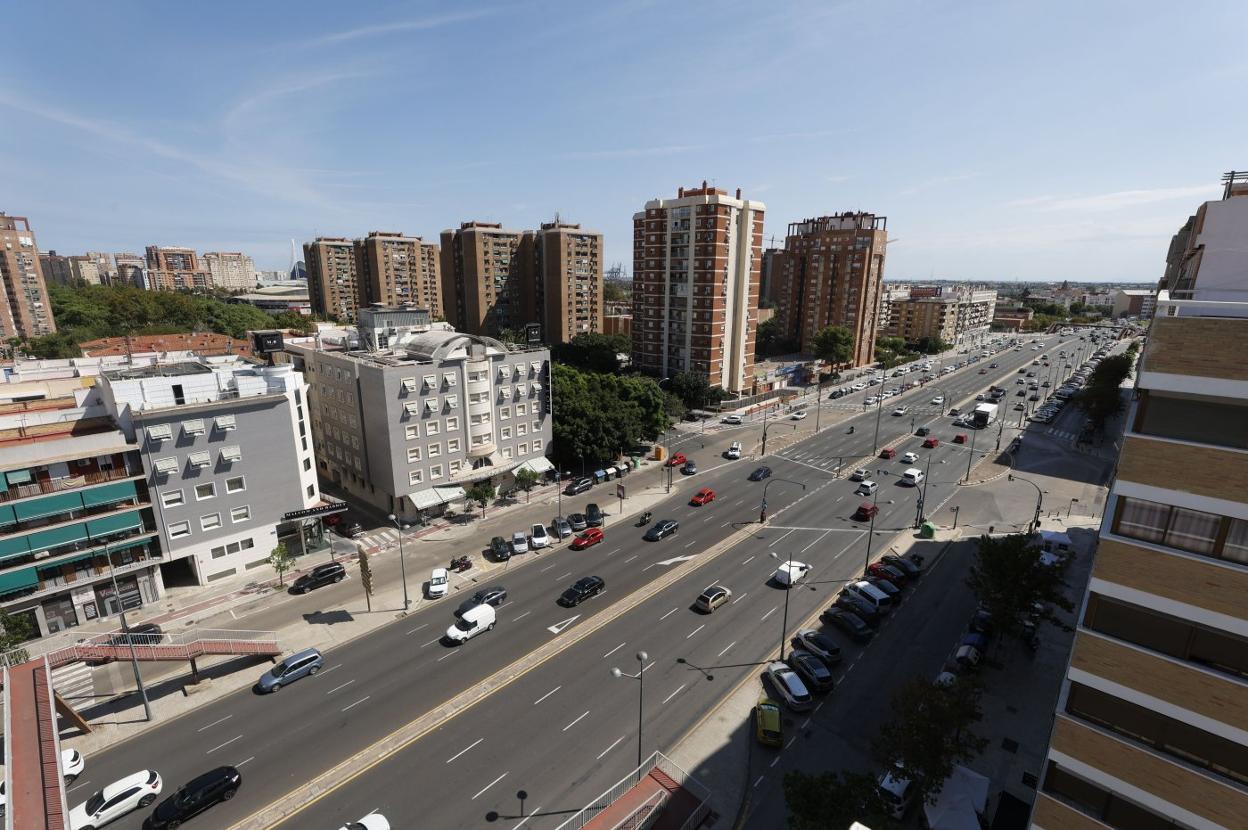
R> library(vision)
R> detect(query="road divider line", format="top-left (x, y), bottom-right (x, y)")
top-left (602, 642), bottom-right (625, 659)
top-left (662, 683), bottom-right (687, 705)
top-left (207, 735), bottom-right (244, 754)
top-left (597, 736), bottom-right (626, 761)
top-left (659, 607), bottom-right (678, 621)
top-left (533, 686), bottom-right (561, 706)
top-left (562, 711), bottom-right (590, 732)
top-left (446, 738), bottom-right (484, 764)
top-left (731, 592), bottom-right (747, 605)
top-left (436, 649), bottom-right (458, 662)
top-left (197, 715), bottom-right (232, 732)
top-left (405, 623), bottom-right (429, 635)
top-left (513, 610), bottom-right (531, 622)
top-left (341, 696), bottom-right (370, 712)
top-left (237, 756), bottom-right (255, 768)
top-left (761, 606), bottom-right (778, 622)
top-left (717, 641), bottom-right (736, 658)
top-left (741, 555), bottom-right (754, 565)
top-left (326, 679), bottom-right (355, 695)
top-left (472, 771), bottom-right (508, 801)
top-left (686, 624), bottom-right (704, 640)
top-left (420, 637), bottom-right (440, 648)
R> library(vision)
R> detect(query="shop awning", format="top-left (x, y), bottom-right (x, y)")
top-left (14, 491), bottom-right (83, 522)
top-left (86, 511), bottom-right (143, 537)
top-left (81, 480), bottom-right (137, 508)
top-left (408, 486), bottom-right (467, 510)
top-left (516, 456), bottom-right (554, 475)
top-left (0, 567), bottom-right (38, 596)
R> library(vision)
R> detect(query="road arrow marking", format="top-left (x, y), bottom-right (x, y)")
top-left (547, 615), bottom-right (581, 634)
top-left (655, 555), bottom-right (697, 566)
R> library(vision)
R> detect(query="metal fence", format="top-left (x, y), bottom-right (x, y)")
top-left (2, 627), bottom-right (279, 669)
top-left (554, 751), bottom-right (710, 830)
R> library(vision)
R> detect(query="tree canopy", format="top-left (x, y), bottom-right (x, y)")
top-left (1075, 352), bottom-right (1135, 431)
top-left (912, 336), bottom-right (950, 355)
top-left (551, 333), bottom-right (631, 374)
top-left (966, 533), bottom-right (1074, 638)
top-left (756, 317), bottom-right (798, 357)
top-left (550, 364), bottom-right (668, 469)
top-left (667, 371), bottom-right (728, 411)
top-left (811, 324), bottom-right (855, 366)
top-left (783, 770), bottom-right (889, 830)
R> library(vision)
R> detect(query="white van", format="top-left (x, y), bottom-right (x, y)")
top-left (845, 580), bottom-right (893, 613)
top-left (878, 768), bottom-right (915, 819)
top-left (444, 603), bottom-right (495, 644)
top-left (427, 567), bottom-right (449, 598)
top-left (901, 468), bottom-right (924, 486)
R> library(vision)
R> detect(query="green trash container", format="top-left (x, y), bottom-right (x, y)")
top-left (920, 521), bottom-right (937, 539)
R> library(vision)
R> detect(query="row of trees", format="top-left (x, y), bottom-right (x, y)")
top-left (11, 284), bottom-right (320, 359)
top-left (1075, 342), bottom-right (1139, 431)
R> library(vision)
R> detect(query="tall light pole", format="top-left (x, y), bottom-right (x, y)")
top-left (610, 650), bottom-right (649, 776)
top-left (658, 377), bottom-right (673, 493)
top-left (760, 478), bottom-right (805, 525)
top-left (914, 450), bottom-right (935, 528)
top-left (106, 540), bottom-right (151, 721)
top-left (860, 471), bottom-right (881, 575)
top-left (963, 425), bottom-right (979, 483)
top-left (388, 514), bottom-right (411, 610)
top-left (769, 552), bottom-right (796, 660)
top-left (870, 382), bottom-right (886, 455)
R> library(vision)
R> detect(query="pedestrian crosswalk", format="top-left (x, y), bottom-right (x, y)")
top-left (775, 447), bottom-right (846, 476)
top-left (362, 528), bottom-right (399, 550)
top-left (52, 661), bottom-right (94, 704)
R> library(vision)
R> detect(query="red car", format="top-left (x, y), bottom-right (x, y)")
top-left (690, 488), bottom-right (716, 506)
top-left (879, 448), bottom-right (897, 459)
top-left (922, 437), bottom-right (940, 448)
top-left (571, 528), bottom-right (604, 550)
top-left (867, 561), bottom-right (909, 586)
top-left (953, 434), bottom-right (967, 444)
top-left (853, 502), bottom-right (879, 521)
top-left (666, 452), bottom-right (687, 467)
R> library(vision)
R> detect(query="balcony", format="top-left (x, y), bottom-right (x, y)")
top-left (0, 461), bottom-right (142, 505)
top-left (0, 535), bottom-right (160, 604)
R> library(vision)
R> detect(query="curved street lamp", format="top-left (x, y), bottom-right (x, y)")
top-left (610, 650), bottom-right (649, 775)
top-left (760, 477), bottom-right (806, 524)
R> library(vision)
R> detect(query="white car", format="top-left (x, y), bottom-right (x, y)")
top-left (849, 468), bottom-right (870, 482)
top-left (427, 567), bottom-right (449, 598)
top-left (855, 480), bottom-right (878, 496)
top-left (511, 531), bottom-right (530, 554)
top-left (764, 661), bottom-right (813, 711)
top-left (530, 523), bottom-right (550, 549)
top-left (891, 406), bottom-right (908, 416)
top-left (864, 396), bottom-right (878, 406)
top-left (726, 441), bottom-right (742, 460)
top-left (0, 749), bottom-right (85, 815)
top-left (901, 451), bottom-right (919, 464)
top-left (721, 414), bottom-right (743, 425)
top-left (773, 561), bottom-right (811, 587)
top-left (930, 396), bottom-right (944, 405)
top-left (339, 813), bottom-right (391, 830)
top-left (851, 382), bottom-right (867, 391)
top-left (70, 769), bottom-right (162, 830)
top-left (790, 410), bottom-right (807, 420)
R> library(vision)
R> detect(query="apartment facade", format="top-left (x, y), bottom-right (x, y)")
top-left (0, 213), bottom-right (56, 338)
top-left (1032, 177), bottom-right (1248, 830)
top-left (114, 252), bottom-right (145, 289)
top-left (1112, 289), bottom-right (1158, 319)
top-left (440, 222), bottom-right (534, 338)
top-left (535, 222), bottom-right (603, 343)
top-left (769, 213), bottom-right (887, 366)
top-left (202, 252), bottom-right (258, 291)
top-left (288, 308), bottom-right (553, 522)
top-left (631, 184), bottom-right (764, 395)
top-left (39, 250), bottom-right (74, 287)
top-left (144, 246), bottom-right (212, 292)
top-left (881, 285), bottom-right (997, 346)
top-left (355, 232), bottom-right (443, 319)
top-left (305, 237), bottom-right (361, 322)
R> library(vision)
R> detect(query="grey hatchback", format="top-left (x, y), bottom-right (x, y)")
top-left (256, 647), bottom-right (323, 693)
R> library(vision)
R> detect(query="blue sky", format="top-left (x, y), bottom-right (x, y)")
top-left (1, 0), bottom-right (1244, 281)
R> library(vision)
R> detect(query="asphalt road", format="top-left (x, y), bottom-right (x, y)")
top-left (66, 332), bottom-right (1101, 829)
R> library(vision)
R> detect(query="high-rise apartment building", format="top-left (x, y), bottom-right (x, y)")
top-left (535, 221), bottom-right (602, 343)
top-left (144, 246), bottom-right (212, 291)
top-left (354, 232), bottom-right (443, 319)
top-left (880, 285), bottom-right (997, 347)
top-left (769, 213), bottom-right (887, 366)
top-left (440, 222), bottom-right (534, 338)
top-left (70, 251), bottom-right (114, 286)
top-left (1032, 173), bottom-right (1248, 830)
top-left (39, 250), bottom-right (74, 287)
top-left (631, 184), bottom-right (764, 395)
top-left (0, 213), bottom-right (56, 338)
top-left (202, 252), bottom-right (257, 291)
top-left (304, 237), bottom-right (361, 322)
top-left (114, 252), bottom-right (145, 288)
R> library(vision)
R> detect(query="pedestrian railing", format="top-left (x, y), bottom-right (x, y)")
top-left (605, 789), bottom-right (669, 830)
top-left (555, 751), bottom-right (709, 830)
top-left (2, 627), bottom-right (279, 670)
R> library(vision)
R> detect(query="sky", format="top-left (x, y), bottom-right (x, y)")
top-left (1, 0), bottom-right (1245, 282)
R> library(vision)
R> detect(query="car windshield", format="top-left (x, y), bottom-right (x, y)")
top-left (85, 790), bottom-right (106, 814)
top-left (780, 672), bottom-right (806, 696)
top-left (431, 574), bottom-right (447, 586)
top-left (454, 618), bottom-right (476, 632)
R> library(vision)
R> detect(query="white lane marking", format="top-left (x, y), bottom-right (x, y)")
top-left (511, 805), bottom-right (545, 829)
top-left (555, 571), bottom-right (572, 581)
top-left (801, 718), bottom-right (811, 729)
top-left (770, 757), bottom-right (780, 768)
top-left (662, 683), bottom-right (688, 705)
top-left (659, 608), bottom-right (678, 621)
top-left (753, 775), bottom-right (765, 788)
top-left (597, 736), bottom-right (626, 760)
top-left (437, 649), bottom-right (459, 662)
top-left (236, 756), bottom-right (255, 768)
top-left (539, 564), bottom-right (557, 573)
top-left (472, 771), bottom-right (509, 800)
top-left (547, 615), bottom-right (580, 634)
top-left (447, 738), bottom-right (484, 764)
top-left (768, 529), bottom-right (795, 548)
top-left (686, 624), bottom-right (705, 640)
top-left (741, 555), bottom-right (755, 565)
top-left (562, 711), bottom-right (590, 732)
top-left (533, 686), bottom-right (561, 705)
top-left (513, 610), bottom-right (532, 622)
top-left (731, 592), bottom-right (747, 605)
top-left (320, 664), bottom-right (342, 676)
top-left (197, 715), bottom-right (232, 732)
top-left (717, 641), bottom-right (736, 658)
top-left (684, 540), bottom-right (696, 548)
top-left (207, 735), bottom-right (244, 754)
top-left (624, 554), bottom-right (638, 564)
top-left (800, 530), bottom-right (831, 553)
top-left (420, 637), bottom-right (440, 648)
top-left (406, 623), bottom-right (429, 635)
top-left (67, 780), bottom-right (91, 794)
top-left (785, 736), bottom-right (797, 748)
top-left (342, 695), bottom-right (370, 712)
top-left (602, 642), bottom-right (626, 659)
top-left (761, 606), bottom-right (778, 621)
top-left (606, 548), bottom-right (620, 556)
top-left (326, 679), bottom-right (355, 695)
top-left (703, 577), bottom-right (719, 591)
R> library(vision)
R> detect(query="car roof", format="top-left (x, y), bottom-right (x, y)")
top-left (286, 647), bottom-right (320, 661)
top-left (102, 770), bottom-right (156, 798)
top-left (184, 766), bottom-right (239, 792)
top-left (431, 567), bottom-right (448, 577)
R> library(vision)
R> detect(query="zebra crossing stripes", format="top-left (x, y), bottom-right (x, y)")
top-left (52, 661), bottom-right (94, 704)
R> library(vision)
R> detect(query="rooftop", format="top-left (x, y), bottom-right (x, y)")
top-left (102, 361), bottom-right (212, 381)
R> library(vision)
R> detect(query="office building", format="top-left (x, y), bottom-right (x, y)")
top-left (535, 221), bottom-right (603, 343)
top-left (1111, 289), bottom-right (1157, 319)
top-left (768, 213), bottom-right (888, 366)
top-left (304, 237), bottom-right (362, 322)
top-left (114, 252), bottom-right (145, 288)
top-left (0, 213), bottom-right (57, 338)
top-left (631, 184), bottom-right (764, 395)
top-left (39, 250), bottom-right (74, 287)
top-left (355, 232), bottom-right (443, 319)
top-left (70, 252), bottom-right (114, 286)
top-left (440, 222), bottom-right (534, 338)
top-left (287, 306), bottom-right (553, 522)
top-left (144, 246), bottom-right (212, 291)
top-left (881, 285), bottom-right (997, 346)
top-left (1032, 173), bottom-right (1248, 830)
top-left (203, 252), bottom-right (258, 291)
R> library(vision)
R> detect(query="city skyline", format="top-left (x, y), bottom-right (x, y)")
top-left (1, 1), bottom-right (1243, 282)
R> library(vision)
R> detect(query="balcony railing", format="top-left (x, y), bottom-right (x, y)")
top-left (0, 464), bottom-right (141, 505)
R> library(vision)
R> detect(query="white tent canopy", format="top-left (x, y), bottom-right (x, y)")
top-left (923, 765), bottom-right (989, 830)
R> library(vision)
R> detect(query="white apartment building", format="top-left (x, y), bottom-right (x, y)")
top-left (203, 252), bottom-right (258, 291)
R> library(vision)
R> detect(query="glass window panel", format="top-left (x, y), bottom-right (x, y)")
top-left (1222, 518), bottom-right (1248, 564)
top-left (1115, 497), bottom-right (1168, 543)
top-left (1164, 506), bottom-right (1220, 554)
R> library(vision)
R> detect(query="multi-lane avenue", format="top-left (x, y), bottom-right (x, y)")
top-left (65, 333), bottom-right (1098, 829)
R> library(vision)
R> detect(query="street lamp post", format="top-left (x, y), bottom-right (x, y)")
top-left (914, 450), bottom-right (935, 528)
top-left (105, 541), bottom-right (151, 721)
top-left (964, 425), bottom-right (979, 483)
top-left (870, 383), bottom-right (886, 456)
top-left (388, 514), bottom-right (411, 610)
top-left (769, 552), bottom-right (796, 660)
top-left (610, 651), bottom-right (649, 776)
top-left (760, 477), bottom-right (805, 524)
top-left (860, 472), bottom-right (881, 575)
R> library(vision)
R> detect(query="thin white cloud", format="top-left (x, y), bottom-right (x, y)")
top-left (222, 71), bottom-right (371, 135)
top-left (557, 144), bottom-right (707, 161)
top-left (747, 128), bottom-right (852, 143)
top-left (1007, 185), bottom-right (1220, 213)
top-left (304, 10), bottom-right (494, 47)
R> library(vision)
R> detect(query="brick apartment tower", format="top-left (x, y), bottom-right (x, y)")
top-left (0, 213), bottom-right (56, 338)
top-left (1031, 172), bottom-right (1248, 830)
top-left (354, 231), bottom-right (443, 319)
top-left (439, 222), bottom-right (535, 338)
top-left (304, 237), bottom-right (362, 322)
top-left (631, 184), bottom-right (764, 394)
top-left (202, 251), bottom-right (257, 291)
top-left (769, 213), bottom-right (887, 367)
top-left (535, 221), bottom-right (603, 343)
top-left (144, 246), bottom-right (213, 291)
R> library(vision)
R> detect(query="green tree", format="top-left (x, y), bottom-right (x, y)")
top-left (552, 333), bottom-right (631, 374)
top-left (872, 676), bottom-right (989, 806)
top-left (756, 317), bottom-right (798, 357)
top-left (966, 533), bottom-right (1074, 639)
top-left (810, 324), bottom-right (854, 366)
top-left (1075, 352), bottom-right (1134, 431)
top-left (0, 609), bottom-right (36, 662)
top-left (268, 542), bottom-right (294, 586)
top-left (783, 769), bottom-right (889, 830)
top-left (513, 468), bottom-right (541, 503)
top-left (603, 281), bottom-right (628, 303)
top-left (912, 336), bottom-right (950, 355)
top-left (668, 371), bottom-right (727, 411)
top-left (466, 479), bottom-right (497, 517)
top-left (16, 333), bottom-right (83, 359)
top-left (550, 364), bottom-right (668, 470)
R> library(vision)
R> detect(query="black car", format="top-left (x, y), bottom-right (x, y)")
top-left (866, 577), bottom-right (901, 598)
top-left (290, 562), bottom-right (346, 594)
top-left (568, 513), bottom-right (588, 531)
top-left (786, 650), bottom-right (835, 692)
top-left (881, 553), bottom-right (922, 577)
top-left (833, 593), bottom-right (882, 627)
top-left (564, 477), bottom-right (593, 496)
top-left (489, 536), bottom-right (511, 561)
top-left (149, 766), bottom-right (242, 829)
top-left (748, 466), bottom-right (772, 482)
top-left (970, 608), bottom-right (994, 635)
top-left (643, 519), bottom-right (679, 541)
top-left (585, 503), bottom-right (604, 527)
top-left (915, 426), bottom-right (930, 436)
top-left (820, 608), bottom-right (873, 643)
top-left (336, 521), bottom-right (364, 538)
top-left (791, 629), bottom-right (842, 664)
top-left (829, 389), bottom-right (845, 399)
top-left (1029, 393), bottom-right (1041, 401)
top-left (456, 586), bottom-right (508, 616)
top-left (109, 622), bottom-right (162, 646)
top-left (681, 460), bottom-right (698, 475)
top-left (559, 576), bottom-right (605, 607)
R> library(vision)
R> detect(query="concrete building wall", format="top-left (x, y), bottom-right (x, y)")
top-left (305, 238), bottom-right (362, 321)
top-left (0, 213), bottom-right (56, 338)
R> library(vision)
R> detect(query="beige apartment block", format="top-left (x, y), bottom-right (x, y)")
top-left (305, 237), bottom-right (362, 322)
top-left (354, 231), bottom-right (442, 319)
top-left (631, 183), bottom-right (764, 395)
top-left (144, 245), bottom-right (213, 291)
top-left (440, 222), bottom-right (534, 338)
top-left (202, 251), bottom-right (258, 291)
top-left (536, 221), bottom-right (602, 343)
top-left (0, 213), bottom-right (56, 337)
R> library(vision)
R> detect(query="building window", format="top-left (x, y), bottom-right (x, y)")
top-left (154, 457), bottom-right (179, 475)
top-left (1112, 496), bottom-right (1243, 562)
top-left (517, 423), bottom-right (527, 436)
top-left (161, 489), bottom-right (185, 508)
top-left (168, 521), bottom-right (191, 539)
top-left (201, 513), bottom-right (222, 531)
top-left (446, 417), bottom-right (458, 431)
top-left (211, 545), bottom-right (228, 559)
top-left (500, 407), bottom-right (510, 420)
top-left (502, 447), bottom-right (512, 459)
top-left (519, 442), bottom-right (528, 455)
top-left (447, 438), bottom-right (460, 452)
top-left (146, 424), bottom-right (172, 442)
top-left (306, 484), bottom-right (316, 498)
top-left (182, 418), bottom-right (206, 436)
top-left (221, 445), bottom-right (242, 463)
top-left (501, 427), bottom-right (511, 440)
top-left (423, 374), bottom-right (436, 389)
top-left (195, 483), bottom-right (215, 500)
top-left (1083, 593), bottom-right (1248, 679)
top-left (303, 457), bottom-right (312, 471)
top-left (427, 421), bottom-right (440, 436)
top-left (428, 443), bottom-right (441, 457)
top-left (188, 451), bottom-right (211, 468)
top-left (450, 460), bottom-right (462, 474)
top-left (230, 505), bottom-right (251, 523)
top-left (532, 420), bottom-right (541, 434)
top-left (409, 470), bottom-right (423, 485)
top-left (226, 476), bottom-right (246, 493)
top-left (405, 425), bottom-right (419, 440)
top-left (517, 404), bottom-right (527, 416)
top-left (430, 465), bottom-right (443, 480)
top-left (534, 438), bottom-right (543, 450)
top-left (214, 414), bottom-right (237, 431)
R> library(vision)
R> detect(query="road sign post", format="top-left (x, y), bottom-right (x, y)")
top-left (616, 482), bottom-right (625, 517)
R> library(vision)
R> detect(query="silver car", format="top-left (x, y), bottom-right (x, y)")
top-left (257, 647), bottom-right (323, 693)
top-left (763, 661), bottom-right (813, 711)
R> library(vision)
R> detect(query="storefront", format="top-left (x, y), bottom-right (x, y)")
top-left (279, 503), bottom-right (345, 558)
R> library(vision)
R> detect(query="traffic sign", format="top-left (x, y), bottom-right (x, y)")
top-left (616, 483), bottom-right (626, 499)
